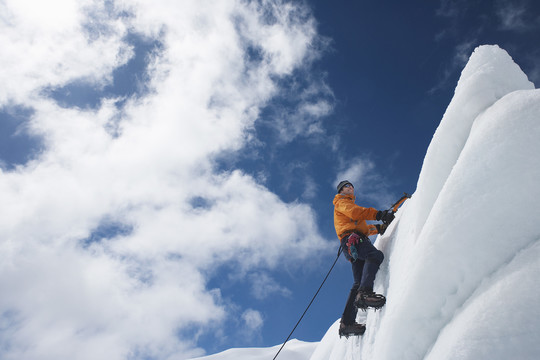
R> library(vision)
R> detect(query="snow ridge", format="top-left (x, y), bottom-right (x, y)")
top-left (191, 339), bottom-right (317, 360)
top-left (410, 44), bottom-right (534, 239)
top-left (312, 45), bottom-right (540, 360)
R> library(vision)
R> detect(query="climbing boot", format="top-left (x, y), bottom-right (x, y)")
top-left (338, 322), bottom-right (366, 338)
top-left (354, 290), bottom-right (386, 310)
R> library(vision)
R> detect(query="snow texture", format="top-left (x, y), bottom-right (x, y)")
top-left (188, 44), bottom-right (540, 360)
top-left (314, 44), bottom-right (540, 360)
top-left (189, 339), bottom-right (317, 360)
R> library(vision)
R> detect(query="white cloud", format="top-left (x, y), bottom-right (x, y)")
top-left (238, 308), bottom-right (264, 343)
top-left (249, 272), bottom-right (292, 300)
top-left (435, 0), bottom-right (466, 18)
top-left (428, 40), bottom-right (477, 95)
top-left (0, 0), bottom-right (131, 105)
top-left (335, 157), bottom-right (374, 187)
top-left (495, 0), bottom-right (532, 32)
top-left (301, 176), bottom-right (319, 200)
top-left (241, 309), bottom-right (264, 332)
top-left (266, 76), bottom-right (334, 144)
top-left (334, 157), bottom-right (394, 208)
top-left (0, 0), bottom-right (331, 359)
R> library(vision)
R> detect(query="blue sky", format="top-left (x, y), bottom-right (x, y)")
top-left (0, 1), bottom-right (539, 359)
top-left (209, 0), bottom-right (540, 353)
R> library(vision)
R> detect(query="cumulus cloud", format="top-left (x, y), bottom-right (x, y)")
top-left (0, 0), bottom-right (131, 105)
top-left (0, 0), bottom-right (331, 359)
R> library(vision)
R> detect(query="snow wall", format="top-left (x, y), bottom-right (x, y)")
top-left (311, 45), bottom-right (540, 360)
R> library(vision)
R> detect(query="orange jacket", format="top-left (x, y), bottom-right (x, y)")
top-left (333, 194), bottom-right (379, 239)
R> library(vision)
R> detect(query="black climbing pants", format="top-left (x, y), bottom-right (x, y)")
top-left (340, 233), bottom-right (384, 325)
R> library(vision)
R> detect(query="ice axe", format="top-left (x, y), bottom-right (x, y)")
top-left (382, 192), bottom-right (411, 225)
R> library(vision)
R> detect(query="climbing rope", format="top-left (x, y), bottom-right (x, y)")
top-left (272, 245), bottom-right (343, 360)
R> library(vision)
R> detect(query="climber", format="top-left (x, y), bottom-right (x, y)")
top-left (334, 180), bottom-right (394, 337)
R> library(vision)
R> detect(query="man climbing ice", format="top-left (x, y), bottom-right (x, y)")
top-left (333, 180), bottom-right (394, 337)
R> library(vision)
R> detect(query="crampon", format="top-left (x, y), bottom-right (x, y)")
top-left (354, 291), bottom-right (386, 311)
top-left (338, 322), bottom-right (366, 338)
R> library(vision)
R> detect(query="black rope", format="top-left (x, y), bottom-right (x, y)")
top-left (272, 245), bottom-right (343, 360)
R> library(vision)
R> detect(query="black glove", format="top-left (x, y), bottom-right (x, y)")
top-left (376, 210), bottom-right (395, 224)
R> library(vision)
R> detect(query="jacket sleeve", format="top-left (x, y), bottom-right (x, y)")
top-left (335, 198), bottom-right (378, 221)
